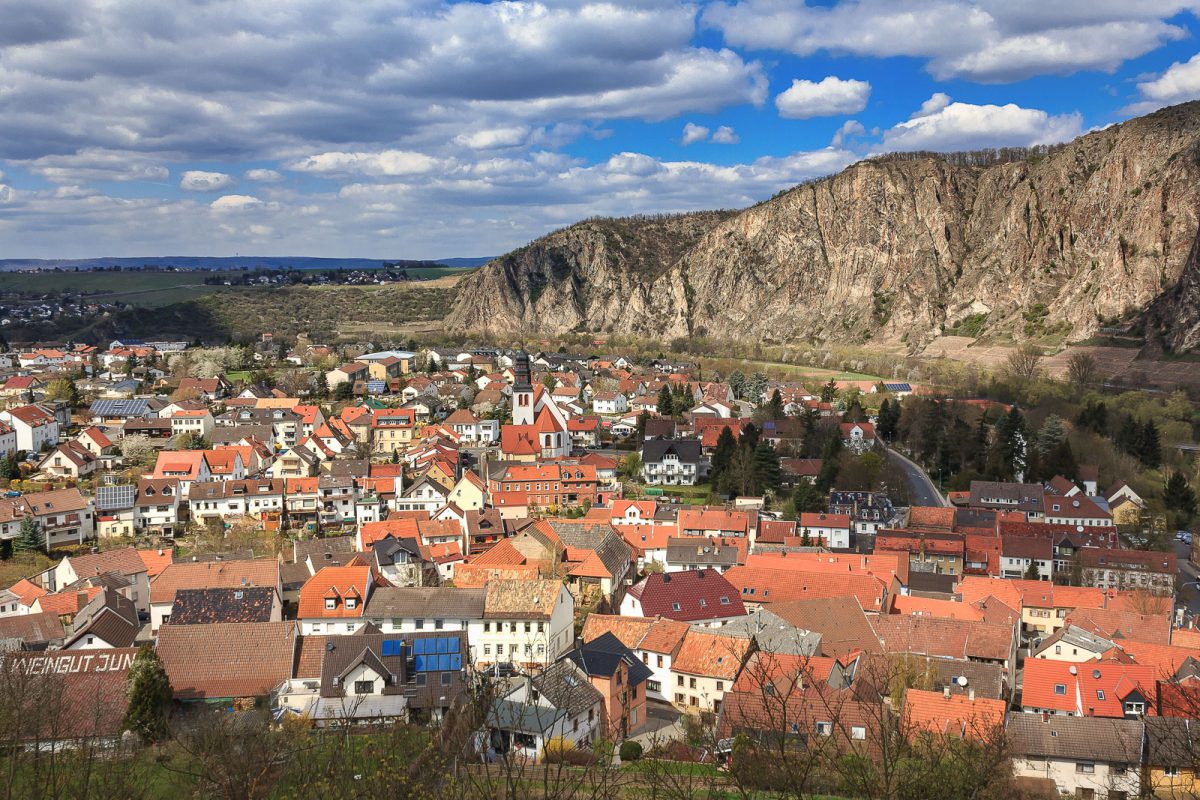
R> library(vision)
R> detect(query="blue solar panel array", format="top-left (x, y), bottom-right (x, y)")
top-left (380, 637), bottom-right (461, 672)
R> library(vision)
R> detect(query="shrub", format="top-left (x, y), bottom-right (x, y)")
top-left (619, 740), bottom-right (643, 762)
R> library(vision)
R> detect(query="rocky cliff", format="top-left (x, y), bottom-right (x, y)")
top-left (446, 102), bottom-right (1200, 352)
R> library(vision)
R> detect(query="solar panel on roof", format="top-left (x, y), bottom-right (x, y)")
top-left (88, 398), bottom-right (149, 417)
top-left (95, 484), bottom-right (135, 511)
top-left (365, 380), bottom-right (386, 394)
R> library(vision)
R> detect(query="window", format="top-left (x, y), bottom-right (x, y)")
top-left (309, 621), bottom-right (321, 632)
top-left (675, 693), bottom-right (685, 703)
top-left (346, 623), bottom-right (354, 632)
top-left (677, 676), bottom-right (684, 687)
top-left (325, 598), bottom-right (336, 610)
top-left (345, 598), bottom-right (357, 609)
top-left (689, 678), bottom-right (697, 689)
top-left (671, 602), bottom-right (682, 612)
top-left (1125, 701), bottom-right (1145, 715)
top-left (1055, 645), bottom-right (1061, 654)
top-left (716, 681), bottom-right (724, 692)
top-left (1053, 684), bottom-right (1066, 695)
top-left (354, 680), bottom-right (374, 694)
top-left (1075, 763), bottom-right (1095, 774)
top-left (1096, 690), bottom-right (1105, 700)
top-left (441, 672), bottom-right (452, 686)
top-left (415, 619), bottom-right (425, 629)
top-left (434, 619), bottom-right (444, 630)
top-left (416, 674), bottom-right (427, 686)
top-left (850, 726), bottom-right (866, 740)
top-left (524, 622), bottom-right (531, 633)
top-left (483, 645), bottom-right (491, 656)
top-left (1164, 767), bottom-right (1180, 777)
top-left (657, 655), bottom-right (664, 668)
top-left (537, 622), bottom-right (544, 633)
top-left (483, 622), bottom-right (491, 632)
top-left (816, 721), bottom-right (832, 736)
top-left (588, 708), bottom-right (595, 722)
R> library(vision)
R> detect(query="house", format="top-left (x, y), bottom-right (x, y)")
top-left (1007, 714), bottom-right (1142, 800)
top-left (641, 439), bottom-right (703, 486)
top-left (46, 546), bottom-right (150, 613)
top-left (443, 409), bottom-right (499, 444)
top-left (61, 588), bottom-right (141, 649)
top-left (580, 615), bottom-right (689, 703)
top-left (157, 621), bottom-right (298, 703)
top-left (1043, 494), bottom-right (1113, 528)
top-left (797, 512), bottom-right (852, 549)
top-left (326, 362), bottom-right (369, 391)
top-left (669, 627), bottom-right (751, 714)
top-left (1021, 659), bottom-right (1156, 718)
top-left (487, 661), bottom-right (605, 760)
top-left (620, 569), bottom-right (746, 627)
top-left (1, 488), bottom-right (96, 551)
top-left (468, 578), bottom-right (574, 671)
top-left (297, 565), bottom-right (375, 635)
top-left (873, 615), bottom-right (1018, 677)
top-left (37, 440), bottom-right (99, 478)
top-left (677, 508), bottom-right (753, 540)
top-left (134, 478), bottom-right (183, 534)
top-left (1079, 547), bottom-right (1176, 594)
top-left (148, 558), bottom-right (281, 630)
top-left (840, 421), bottom-right (876, 452)
top-left (1144, 716), bottom-right (1200, 798)
top-left (664, 537), bottom-right (743, 573)
top-left (169, 586), bottom-right (282, 624)
top-left (591, 392), bottom-right (629, 415)
top-left (999, 535), bottom-right (1053, 580)
top-left (901, 688), bottom-right (1007, 740)
top-left (0, 403), bottom-right (59, 452)
top-left (0, 648), bottom-right (139, 747)
top-left (1031, 624), bottom-right (1118, 664)
top-left (363, 586), bottom-right (485, 634)
top-left (561, 631), bottom-right (652, 739)
top-left (276, 628), bottom-right (466, 726)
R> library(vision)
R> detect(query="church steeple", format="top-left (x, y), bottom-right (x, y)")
top-left (513, 350), bottom-right (533, 390)
top-left (512, 350), bottom-right (535, 425)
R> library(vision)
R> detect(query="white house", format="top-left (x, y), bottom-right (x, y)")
top-left (591, 392), bottom-right (629, 416)
top-left (468, 579), bottom-right (574, 671)
top-left (0, 404), bottom-right (59, 452)
top-left (797, 512), bottom-right (852, 550)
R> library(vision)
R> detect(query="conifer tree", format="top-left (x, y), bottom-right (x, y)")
top-left (123, 645), bottom-right (173, 744)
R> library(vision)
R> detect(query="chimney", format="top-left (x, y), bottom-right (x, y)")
top-left (76, 591), bottom-right (89, 610)
top-left (943, 686), bottom-right (951, 699)
top-left (968, 688), bottom-right (975, 702)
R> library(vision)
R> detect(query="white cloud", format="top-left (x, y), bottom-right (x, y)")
top-left (711, 125), bottom-right (740, 144)
top-left (16, 148), bottom-right (168, 184)
top-left (0, 185), bottom-right (14, 205)
top-left (180, 170), bottom-right (236, 192)
top-left (705, 0), bottom-right (1190, 83)
top-left (881, 95), bottom-right (1084, 151)
top-left (913, 92), bottom-right (952, 118)
top-left (286, 150), bottom-right (441, 177)
top-left (1126, 52), bottom-right (1200, 114)
top-left (454, 126), bottom-right (532, 150)
top-left (775, 76), bottom-right (870, 119)
top-left (244, 168), bottom-right (283, 183)
top-left (210, 194), bottom-right (263, 212)
top-left (831, 119), bottom-right (866, 147)
top-left (681, 123), bottom-right (710, 145)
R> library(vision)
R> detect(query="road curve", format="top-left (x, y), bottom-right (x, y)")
top-left (885, 448), bottom-right (949, 508)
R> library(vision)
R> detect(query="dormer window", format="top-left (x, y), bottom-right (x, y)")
top-left (345, 597), bottom-right (357, 609)
top-left (325, 598), bottom-right (336, 610)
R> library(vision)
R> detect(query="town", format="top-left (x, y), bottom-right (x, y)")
top-left (0, 335), bottom-right (1195, 799)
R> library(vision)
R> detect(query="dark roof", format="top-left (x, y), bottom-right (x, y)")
top-left (1006, 714), bottom-right (1142, 763)
top-left (543, 521), bottom-right (631, 580)
top-left (906, 572), bottom-right (957, 594)
top-left (666, 537), bottom-right (740, 567)
top-left (532, 660), bottom-right (604, 717)
top-left (641, 438), bottom-right (702, 463)
top-left (628, 569), bottom-right (744, 622)
top-left (1145, 717), bottom-right (1200, 767)
top-left (564, 631), bottom-right (654, 686)
top-left (88, 398), bottom-right (149, 418)
top-left (363, 587), bottom-right (486, 620)
top-left (95, 484), bottom-right (136, 512)
top-left (63, 588), bottom-right (139, 648)
top-left (0, 611), bottom-right (66, 648)
top-left (170, 587), bottom-right (277, 624)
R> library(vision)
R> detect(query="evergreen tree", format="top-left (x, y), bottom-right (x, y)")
top-left (815, 435), bottom-right (842, 493)
top-left (710, 426), bottom-right (737, 484)
top-left (634, 411), bottom-right (649, 441)
top-left (0, 452), bottom-right (18, 482)
top-left (800, 408), bottom-right (819, 457)
top-left (820, 378), bottom-right (837, 403)
top-left (877, 399), bottom-right (901, 441)
top-left (1076, 400), bottom-right (1108, 434)
top-left (1114, 414), bottom-right (1139, 455)
top-left (728, 370), bottom-right (746, 400)
top-left (1164, 470), bottom-right (1198, 520)
top-left (747, 372), bottom-right (768, 404)
top-left (1036, 415), bottom-right (1067, 456)
top-left (1024, 560), bottom-right (1041, 581)
top-left (1042, 439), bottom-right (1077, 481)
top-left (656, 384), bottom-right (673, 417)
top-left (1137, 420), bottom-right (1162, 469)
top-left (995, 407), bottom-right (1028, 481)
top-left (739, 422), bottom-right (760, 453)
top-left (123, 645), bottom-right (173, 744)
top-left (767, 389), bottom-right (784, 420)
top-left (13, 517), bottom-right (41, 554)
top-left (792, 481), bottom-right (825, 514)
top-left (752, 442), bottom-right (782, 493)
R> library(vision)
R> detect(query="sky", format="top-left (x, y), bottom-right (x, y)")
top-left (3, 1), bottom-right (1200, 260)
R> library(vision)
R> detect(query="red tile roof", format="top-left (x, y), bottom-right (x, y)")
top-left (903, 688), bottom-right (1007, 739)
top-left (627, 569), bottom-right (745, 622)
top-left (1021, 659), bottom-right (1157, 717)
top-left (297, 566), bottom-right (371, 619)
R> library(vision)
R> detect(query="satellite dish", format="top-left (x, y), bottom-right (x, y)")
top-left (956, 676), bottom-right (969, 687)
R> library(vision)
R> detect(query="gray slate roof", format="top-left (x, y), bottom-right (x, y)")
top-left (1007, 714), bottom-right (1142, 764)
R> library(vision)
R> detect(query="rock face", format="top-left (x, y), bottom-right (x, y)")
top-left (447, 102), bottom-right (1200, 351)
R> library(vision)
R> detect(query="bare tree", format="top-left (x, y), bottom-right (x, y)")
top-left (1005, 344), bottom-right (1044, 382)
top-left (1065, 351), bottom-right (1100, 387)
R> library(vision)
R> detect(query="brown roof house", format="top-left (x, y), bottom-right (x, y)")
top-left (157, 621), bottom-right (298, 703)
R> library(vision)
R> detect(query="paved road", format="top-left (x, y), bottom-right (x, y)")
top-left (885, 448), bottom-right (949, 508)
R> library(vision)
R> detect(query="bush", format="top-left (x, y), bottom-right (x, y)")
top-left (619, 740), bottom-right (643, 762)
top-left (543, 738), bottom-right (596, 766)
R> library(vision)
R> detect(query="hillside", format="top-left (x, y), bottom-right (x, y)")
top-left (448, 102), bottom-right (1200, 352)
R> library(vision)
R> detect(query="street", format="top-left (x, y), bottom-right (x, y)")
top-left (885, 448), bottom-right (949, 507)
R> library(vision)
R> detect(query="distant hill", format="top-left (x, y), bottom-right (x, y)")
top-left (0, 255), bottom-right (493, 272)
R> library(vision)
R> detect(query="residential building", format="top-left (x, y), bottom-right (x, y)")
top-left (1007, 714), bottom-right (1141, 799)
top-left (641, 439), bottom-right (703, 486)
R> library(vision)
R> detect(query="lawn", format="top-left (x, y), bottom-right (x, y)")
top-left (0, 551), bottom-right (53, 588)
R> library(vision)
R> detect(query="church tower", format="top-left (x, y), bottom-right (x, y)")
top-left (512, 350), bottom-right (535, 426)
